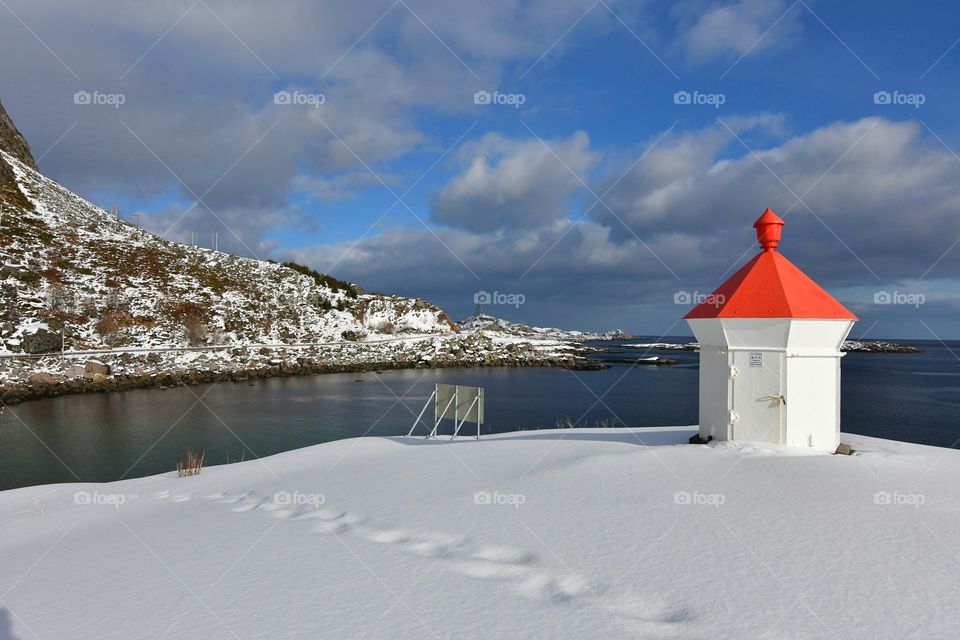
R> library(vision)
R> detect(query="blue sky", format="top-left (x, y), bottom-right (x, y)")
top-left (2, 0), bottom-right (960, 338)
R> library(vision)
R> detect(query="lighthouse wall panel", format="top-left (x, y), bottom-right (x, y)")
top-left (698, 347), bottom-right (731, 440)
top-left (786, 319), bottom-right (855, 354)
top-left (686, 318), bottom-right (726, 347)
top-left (721, 319), bottom-right (790, 350)
top-left (730, 350), bottom-right (784, 444)
top-left (784, 356), bottom-right (841, 450)
top-left (687, 317), bottom-right (852, 449)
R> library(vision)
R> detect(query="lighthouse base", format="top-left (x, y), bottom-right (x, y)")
top-left (688, 318), bottom-right (854, 452)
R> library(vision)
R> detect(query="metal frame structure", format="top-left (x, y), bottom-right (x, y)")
top-left (407, 383), bottom-right (484, 440)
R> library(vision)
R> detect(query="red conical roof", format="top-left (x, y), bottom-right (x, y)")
top-left (684, 210), bottom-right (857, 320)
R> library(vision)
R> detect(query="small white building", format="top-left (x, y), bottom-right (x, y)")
top-left (684, 209), bottom-right (857, 451)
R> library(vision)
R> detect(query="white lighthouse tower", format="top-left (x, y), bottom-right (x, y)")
top-left (684, 209), bottom-right (857, 452)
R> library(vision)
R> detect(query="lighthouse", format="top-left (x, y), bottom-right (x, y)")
top-left (684, 209), bottom-right (857, 452)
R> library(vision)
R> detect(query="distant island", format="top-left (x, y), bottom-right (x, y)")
top-left (624, 340), bottom-right (921, 353)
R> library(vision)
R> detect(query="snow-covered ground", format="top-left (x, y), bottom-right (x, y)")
top-left (1, 427), bottom-right (956, 639)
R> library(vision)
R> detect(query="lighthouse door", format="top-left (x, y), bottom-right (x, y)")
top-left (730, 350), bottom-right (784, 444)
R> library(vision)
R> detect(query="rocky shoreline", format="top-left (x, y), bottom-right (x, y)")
top-left (0, 335), bottom-right (604, 405)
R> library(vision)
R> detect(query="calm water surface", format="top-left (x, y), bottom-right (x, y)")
top-left (0, 338), bottom-right (956, 489)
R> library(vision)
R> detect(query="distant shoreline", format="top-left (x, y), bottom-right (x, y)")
top-left (622, 339), bottom-right (922, 354)
top-left (0, 345), bottom-right (604, 405)
top-left (0, 336), bottom-right (923, 405)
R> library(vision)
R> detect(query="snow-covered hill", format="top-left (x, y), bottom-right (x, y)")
top-left (0, 102), bottom-right (622, 401)
top-left (458, 310), bottom-right (630, 342)
top-left (0, 147), bottom-right (455, 356)
top-left (0, 148), bottom-right (601, 400)
top-left (1, 427), bottom-right (956, 639)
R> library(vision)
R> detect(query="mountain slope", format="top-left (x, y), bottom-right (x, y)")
top-left (0, 101), bottom-right (34, 213)
top-left (0, 100), bottom-right (37, 170)
top-left (0, 149), bottom-right (455, 355)
top-left (0, 104), bottom-right (600, 401)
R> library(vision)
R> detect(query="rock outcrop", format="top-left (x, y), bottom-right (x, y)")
top-left (0, 100), bottom-right (38, 170)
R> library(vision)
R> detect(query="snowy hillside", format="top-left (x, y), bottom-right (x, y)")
top-left (0, 148), bottom-right (599, 401)
top-left (1, 427), bottom-right (956, 639)
top-left (0, 103), bottom-right (613, 400)
top-left (0, 149), bottom-right (455, 356)
top-left (458, 310), bottom-right (630, 341)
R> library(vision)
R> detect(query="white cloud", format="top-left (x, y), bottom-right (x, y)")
top-left (290, 116), bottom-right (960, 333)
top-left (432, 131), bottom-right (597, 231)
top-left (673, 0), bottom-right (804, 63)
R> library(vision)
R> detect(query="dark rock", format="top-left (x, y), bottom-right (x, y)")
top-left (21, 328), bottom-right (62, 354)
top-left (0, 100), bottom-right (38, 170)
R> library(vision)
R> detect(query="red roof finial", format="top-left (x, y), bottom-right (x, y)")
top-left (754, 208), bottom-right (785, 252)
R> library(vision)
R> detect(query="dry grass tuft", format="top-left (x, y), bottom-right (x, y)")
top-left (176, 449), bottom-right (205, 477)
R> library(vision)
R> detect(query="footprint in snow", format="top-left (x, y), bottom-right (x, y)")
top-left (268, 506), bottom-right (306, 520)
top-left (201, 489), bottom-right (693, 630)
top-left (254, 502), bottom-right (284, 512)
top-left (230, 500), bottom-right (264, 513)
top-left (400, 534), bottom-right (467, 558)
top-left (292, 507), bottom-right (344, 522)
top-left (203, 490), bottom-right (615, 610)
top-left (452, 561), bottom-right (530, 581)
top-left (355, 526), bottom-right (414, 544)
top-left (470, 544), bottom-right (536, 565)
top-left (150, 490), bottom-right (193, 502)
top-left (604, 594), bottom-right (695, 636)
top-left (225, 493), bottom-right (266, 513)
top-left (311, 520), bottom-right (352, 535)
top-left (307, 511), bottom-right (367, 535)
top-left (402, 540), bottom-right (449, 557)
top-left (216, 492), bottom-right (253, 505)
top-left (515, 571), bottom-right (591, 603)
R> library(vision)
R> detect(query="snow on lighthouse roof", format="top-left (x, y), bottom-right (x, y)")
top-left (684, 209), bottom-right (858, 320)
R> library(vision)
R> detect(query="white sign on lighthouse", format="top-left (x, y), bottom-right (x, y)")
top-left (684, 209), bottom-right (857, 452)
